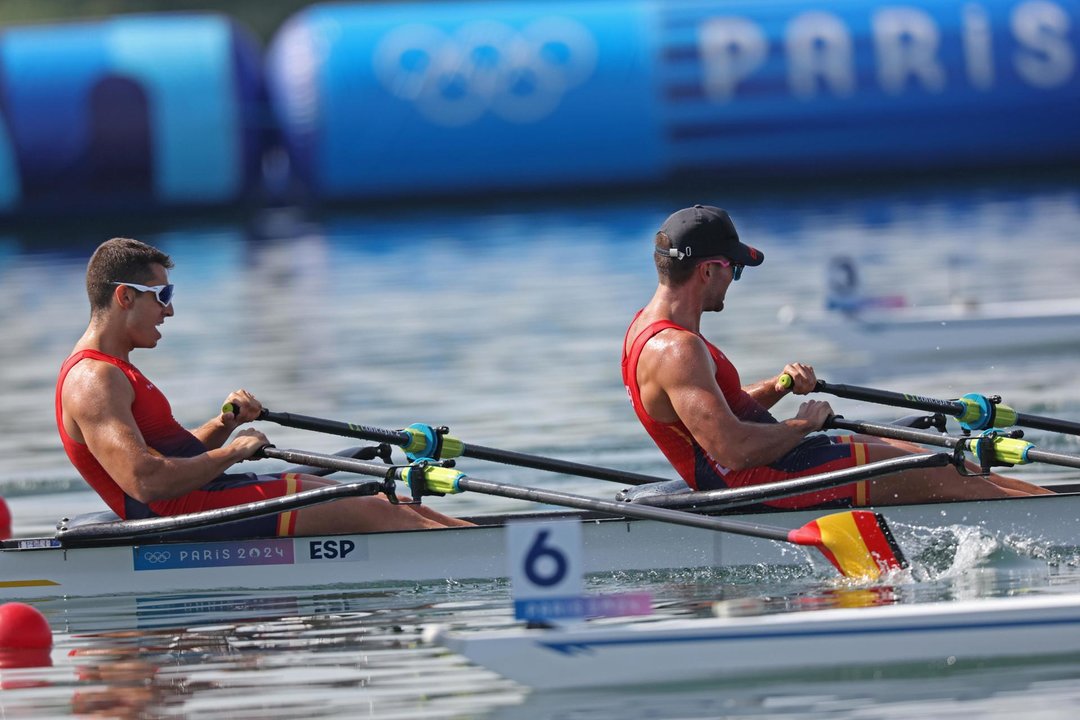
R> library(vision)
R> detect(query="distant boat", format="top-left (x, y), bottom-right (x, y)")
top-left (778, 257), bottom-right (1080, 361)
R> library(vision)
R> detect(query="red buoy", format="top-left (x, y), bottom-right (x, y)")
top-left (0, 497), bottom-right (11, 540)
top-left (0, 603), bottom-right (52, 650)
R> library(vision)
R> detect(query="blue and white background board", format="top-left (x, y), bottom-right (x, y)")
top-left (507, 519), bottom-right (651, 622)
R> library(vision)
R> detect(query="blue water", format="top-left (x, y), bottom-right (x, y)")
top-left (2, 173), bottom-right (1080, 717)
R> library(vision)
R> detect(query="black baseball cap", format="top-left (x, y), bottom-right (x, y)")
top-left (656, 205), bottom-right (764, 266)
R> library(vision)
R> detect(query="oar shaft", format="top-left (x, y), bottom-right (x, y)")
top-left (260, 409), bottom-right (672, 486)
top-left (255, 447), bottom-right (796, 544)
top-left (1024, 448), bottom-right (1080, 470)
top-left (458, 443), bottom-right (664, 486)
top-left (828, 417), bottom-right (960, 450)
top-left (249, 447), bottom-right (902, 578)
top-left (813, 381), bottom-right (1080, 437)
top-left (816, 381), bottom-right (967, 417)
top-left (1013, 412), bottom-right (1080, 437)
top-left (261, 410), bottom-right (411, 446)
top-left (453, 477), bottom-right (792, 543)
top-left (635, 452), bottom-right (951, 510)
top-left (828, 417), bottom-right (1080, 471)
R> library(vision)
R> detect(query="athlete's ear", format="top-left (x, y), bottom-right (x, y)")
top-left (114, 285), bottom-right (135, 309)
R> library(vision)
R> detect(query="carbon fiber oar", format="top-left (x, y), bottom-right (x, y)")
top-left (629, 452), bottom-right (952, 510)
top-left (255, 447), bottom-right (907, 581)
top-left (783, 376), bottom-right (1080, 436)
top-left (249, 407), bottom-right (674, 486)
top-left (826, 417), bottom-right (1080, 471)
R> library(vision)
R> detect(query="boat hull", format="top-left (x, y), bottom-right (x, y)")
top-left (2, 491), bottom-right (1078, 600)
top-left (438, 593), bottom-right (1080, 689)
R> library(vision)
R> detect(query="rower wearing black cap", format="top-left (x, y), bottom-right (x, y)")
top-left (621, 205), bottom-right (1050, 506)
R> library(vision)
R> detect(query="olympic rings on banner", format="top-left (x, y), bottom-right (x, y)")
top-left (373, 17), bottom-right (598, 126)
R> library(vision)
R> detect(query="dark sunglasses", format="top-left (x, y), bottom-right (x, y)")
top-left (705, 258), bottom-right (744, 281)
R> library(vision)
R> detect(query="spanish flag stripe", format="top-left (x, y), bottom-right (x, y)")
top-left (851, 510), bottom-right (906, 570)
top-left (276, 473), bottom-right (301, 537)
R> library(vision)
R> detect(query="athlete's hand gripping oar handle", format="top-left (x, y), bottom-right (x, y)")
top-left (826, 416), bottom-right (1080, 471)
top-left (244, 447), bottom-right (905, 580)
top-left (779, 377), bottom-right (1080, 437)
top-left (252, 408), bottom-right (677, 487)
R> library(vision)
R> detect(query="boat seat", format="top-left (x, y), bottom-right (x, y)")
top-left (615, 479), bottom-right (691, 503)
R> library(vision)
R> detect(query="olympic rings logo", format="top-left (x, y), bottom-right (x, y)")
top-left (373, 17), bottom-right (598, 126)
top-left (141, 551), bottom-right (172, 564)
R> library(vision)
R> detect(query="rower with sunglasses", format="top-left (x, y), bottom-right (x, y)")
top-left (621, 206), bottom-right (1050, 507)
top-left (56, 237), bottom-right (471, 539)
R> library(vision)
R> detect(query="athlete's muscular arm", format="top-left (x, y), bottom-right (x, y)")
top-left (743, 362), bottom-right (818, 409)
top-left (191, 389), bottom-right (262, 449)
top-left (61, 361), bottom-right (267, 503)
top-left (640, 334), bottom-right (831, 471)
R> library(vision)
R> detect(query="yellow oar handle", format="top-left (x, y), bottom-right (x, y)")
top-left (222, 402), bottom-right (238, 415)
top-left (778, 373), bottom-right (793, 390)
top-left (964, 435), bottom-right (1034, 466)
top-left (402, 464), bottom-right (466, 495)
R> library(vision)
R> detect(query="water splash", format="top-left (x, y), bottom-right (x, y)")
top-left (895, 523), bottom-right (1002, 581)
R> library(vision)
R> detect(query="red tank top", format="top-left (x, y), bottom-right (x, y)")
top-left (621, 313), bottom-right (773, 490)
top-left (55, 349), bottom-right (207, 519)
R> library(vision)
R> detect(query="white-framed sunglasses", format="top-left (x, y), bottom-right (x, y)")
top-left (112, 282), bottom-right (175, 307)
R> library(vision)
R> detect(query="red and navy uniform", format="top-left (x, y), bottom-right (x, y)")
top-left (56, 349), bottom-right (301, 537)
top-left (621, 314), bottom-right (870, 508)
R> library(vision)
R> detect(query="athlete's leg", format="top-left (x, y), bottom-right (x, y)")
top-left (845, 432), bottom-right (926, 454)
top-left (291, 476), bottom-right (474, 534)
top-left (862, 444), bottom-right (1053, 503)
top-left (843, 434), bottom-right (1053, 496)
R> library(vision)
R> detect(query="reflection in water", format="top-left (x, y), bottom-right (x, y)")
top-left (57, 588), bottom-right (525, 719)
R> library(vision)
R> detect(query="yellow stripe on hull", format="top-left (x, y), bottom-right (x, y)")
top-left (0, 579), bottom-right (61, 588)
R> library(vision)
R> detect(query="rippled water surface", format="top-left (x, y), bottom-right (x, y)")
top-left (2, 174), bottom-right (1080, 717)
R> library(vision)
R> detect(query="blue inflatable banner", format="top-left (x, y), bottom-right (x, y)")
top-left (266, 0), bottom-right (1080, 200)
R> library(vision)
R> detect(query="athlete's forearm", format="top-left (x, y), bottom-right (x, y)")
top-left (743, 375), bottom-right (790, 409)
top-left (124, 445), bottom-right (249, 503)
top-left (191, 417), bottom-right (240, 449)
top-left (702, 418), bottom-right (815, 471)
